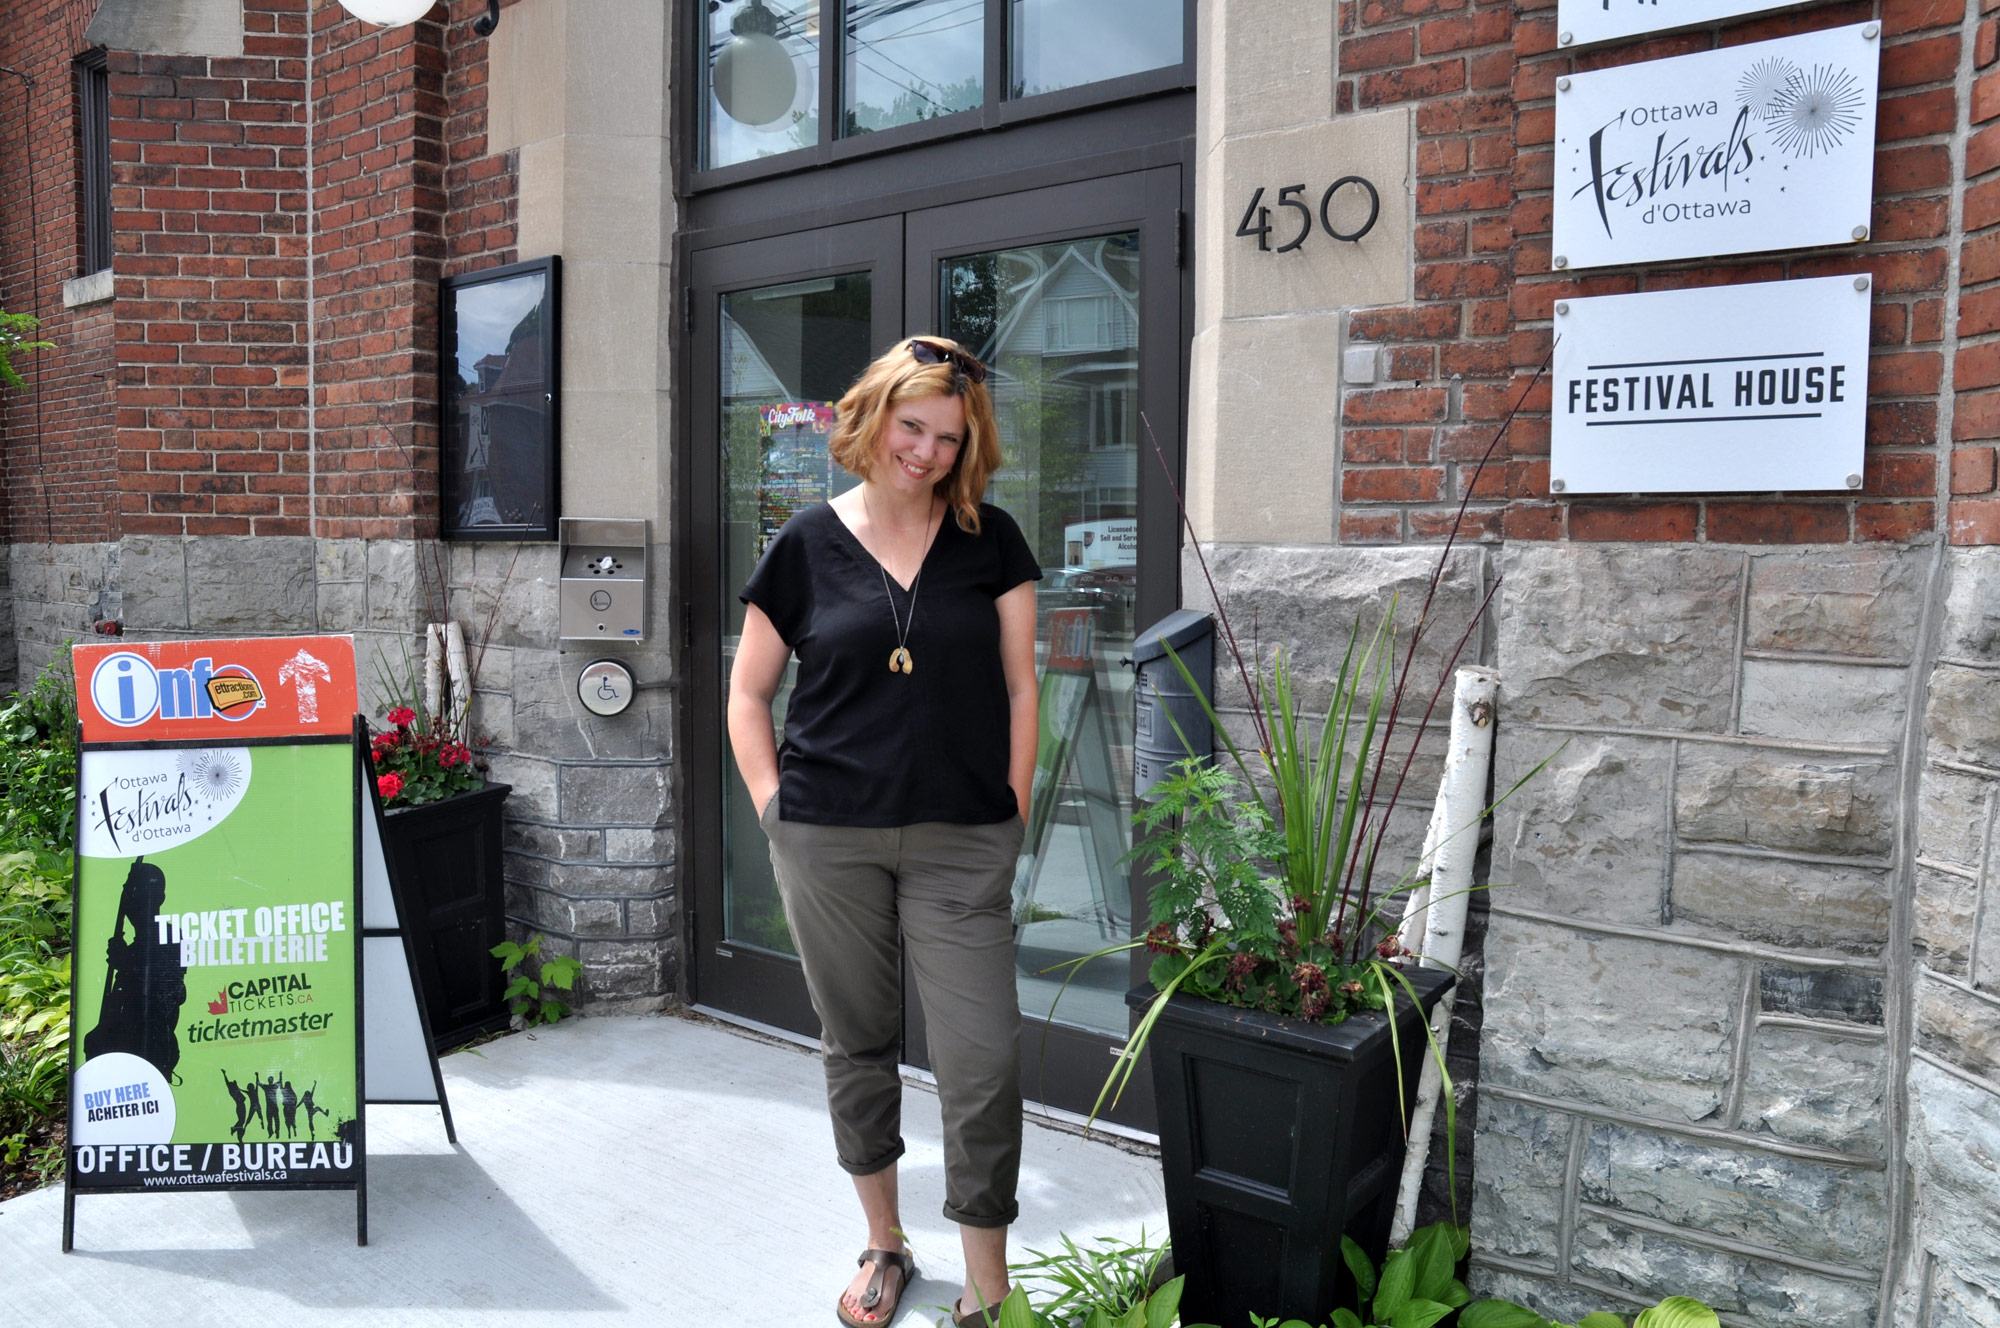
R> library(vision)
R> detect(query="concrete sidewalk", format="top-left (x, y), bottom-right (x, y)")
top-left (0, 1012), bottom-right (1168, 1326)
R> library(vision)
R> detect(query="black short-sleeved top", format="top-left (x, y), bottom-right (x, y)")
top-left (740, 500), bottom-right (1042, 827)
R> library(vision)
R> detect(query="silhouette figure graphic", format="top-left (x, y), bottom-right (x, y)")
top-left (221, 1069), bottom-right (251, 1144)
top-left (83, 858), bottom-right (188, 1081)
top-left (301, 1081), bottom-right (329, 1140)
top-left (260, 1074), bottom-right (282, 1137)
top-left (280, 1078), bottom-right (300, 1138)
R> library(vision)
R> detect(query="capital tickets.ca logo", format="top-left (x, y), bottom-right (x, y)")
top-left (89, 652), bottom-right (265, 728)
top-left (207, 973), bottom-right (315, 1016)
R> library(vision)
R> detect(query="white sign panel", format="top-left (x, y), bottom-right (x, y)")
top-left (1554, 25), bottom-right (1879, 271)
top-left (1557, 0), bottom-right (1808, 51)
top-left (1551, 276), bottom-right (1871, 494)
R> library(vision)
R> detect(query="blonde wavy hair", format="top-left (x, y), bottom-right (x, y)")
top-left (829, 336), bottom-right (1000, 534)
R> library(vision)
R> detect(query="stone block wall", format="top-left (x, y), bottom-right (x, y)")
top-left (1896, 546), bottom-right (2000, 1325)
top-left (1474, 542), bottom-right (1928, 1326)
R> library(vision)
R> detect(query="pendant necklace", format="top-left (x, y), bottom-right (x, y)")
top-left (863, 488), bottom-right (941, 676)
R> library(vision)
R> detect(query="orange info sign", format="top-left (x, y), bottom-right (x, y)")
top-left (73, 636), bottom-right (359, 744)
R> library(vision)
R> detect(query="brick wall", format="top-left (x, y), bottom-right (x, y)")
top-left (107, 0), bottom-right (313, 539)
top-left (1336, 0), bottom-right (1972, 548)
top-left (6, 0), bottom-right (516, 547)
top-left (0, 0), bottom-right (121, 550)
top-left (1950, 0), bottom-right (2000, 538)
top-left (441, 0), bottom-right (517, 280)
top-left (310, 3), bottom-right (444, 540)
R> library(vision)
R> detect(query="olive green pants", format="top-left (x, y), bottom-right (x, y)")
top-left (762, 798), bottom-right (1025, 1228)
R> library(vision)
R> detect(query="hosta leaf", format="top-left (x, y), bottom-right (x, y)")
top-left (1144, 1275), bottom-right (1183, 1328)
top-left (1391, 1298), bottom-right (1456, 1328)
top-left (1631, 1299), bottom-right (1718, 1328)
top-left (1576, 1314), bottom-right (1628, 1328)
top-left (1373, 1247), bottom-right (1416, 1323)
top-left (1342, 1235), bottom-right (1378, 1304)
top-left (1332, 1310), bottom-right (1366, 1328)
top-left (1401, 1223), bottom-right (1458, 1302)
top-left (1457, 1300), bottom-right (1553, 1328)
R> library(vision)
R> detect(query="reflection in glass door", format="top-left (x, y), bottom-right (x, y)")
top-left (942, 234), bottom-right (1141, 1042)
top-left (718, 274), bottom-right (874, 963)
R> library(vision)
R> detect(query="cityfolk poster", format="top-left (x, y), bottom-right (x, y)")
top-left (68, 638), bottom-right (362, 1196)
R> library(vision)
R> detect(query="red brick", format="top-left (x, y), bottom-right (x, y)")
top-left (1568, 503), bottom-right (1698, 542)
top-left (1856, 501), bottom-right (1934, 541)
top-left (1342, 27), bottom-right (1417, 72)
top-left (1884, 0), bottom-right (1965, 34)
top-left (1340, 511), bottom-right (1404, 543)
top-left (1503, 501), bottom-right (1565, 538)
top-left (1863, 451), bottom-right (1936, 497)
top-left (1359, 59), bottom-right (1468, 105)
top-left (1343, 388), bottom-right (1451, 424)
top-left (1950, 497), bottom-right (2000, 543)
top-left (1873, 349), bottom-right (1944, 395)
top-left (1882, 35), bottom-right (1961, 89)
top-left (1345, 430), bottom-right (1407, 464)
top-left (1706, 503), bottom-right (1851, 544)
top-left (1343, 466), bottom-right (1446, 503)
top-left (1349, 306), bottom-right (1462, 341)
top-left (1878, 144), bottom-right (1953, 192)
top-left (1952, 447), bottom-right (1999, 495)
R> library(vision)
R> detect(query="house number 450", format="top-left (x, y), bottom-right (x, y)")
top-left (1236, 178), bottom-right (1381, 251)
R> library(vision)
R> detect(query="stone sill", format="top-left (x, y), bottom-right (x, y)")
top-left (62, 270), bottom-right (113, 309)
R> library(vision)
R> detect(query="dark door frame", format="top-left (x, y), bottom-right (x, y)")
top-left (674, 100), bottom-right (1196, 1128)
top-left (895, 166), bottom-right (1184, 1128)
top-left (684, 215), bottom-right (906, 1035)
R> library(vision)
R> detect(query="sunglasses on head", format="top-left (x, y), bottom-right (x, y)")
top-left (909, 338), bottom-right (987, 385)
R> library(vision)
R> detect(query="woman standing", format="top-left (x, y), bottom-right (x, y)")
top-left (729, 336), bottom-right (1041, 1327)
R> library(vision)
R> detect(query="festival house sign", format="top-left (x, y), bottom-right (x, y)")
top-left (1553, 23), bottom-right (1880, 271)
top-left (1550, 274), bottom-right (1872, 494)
top-left (1556, 0), bottom-right (1822, 51)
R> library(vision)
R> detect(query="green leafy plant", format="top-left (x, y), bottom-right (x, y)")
top-left (0, 652), bottom-right (79, 854)
top-left (491, 934), bottom-right (583, 1028)
top-left (1459, 1294), bottom-right (1723, 1328)
top-left (982, 1273), bottom-right (1202, 1328)
top-left (1241, 1222), bottom-right (1469, 1328)
top-left (1010, 1229), bottom-right (1174, 1326)
top-left (0, 310), bottom-right (53, 393)
top-left (0, 841), bottom-right (73, 1191)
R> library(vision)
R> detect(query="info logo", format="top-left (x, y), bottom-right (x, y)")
top-left (73, 635), bottom-right (359, 743)
top-left (88, 652), bottom-right (160, 728)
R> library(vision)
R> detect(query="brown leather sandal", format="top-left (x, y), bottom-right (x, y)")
top-left (951, 1296), bottom-right (1000, 1327)
top-left (836, 1247), bottom-right (917, 1327)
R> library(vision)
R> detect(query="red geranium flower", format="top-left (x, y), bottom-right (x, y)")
top-left (386, 706), bottom-right (416, 727)
top-left (377, 772), bottom-right (404, 801)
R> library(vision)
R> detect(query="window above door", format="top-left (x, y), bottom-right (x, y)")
top-left (695, 0), bottom-right (1192, 180)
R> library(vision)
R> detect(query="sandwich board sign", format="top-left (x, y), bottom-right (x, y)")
top-left (63, 635), bottom-right (451, 1250)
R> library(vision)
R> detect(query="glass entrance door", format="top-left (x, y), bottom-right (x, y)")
top-left (688, 217), bottom-right (903, 1034)
top-left (904, 169), bottom-right (1182, 1127)
top-left (687, 169), bottom-right (1183, 1127)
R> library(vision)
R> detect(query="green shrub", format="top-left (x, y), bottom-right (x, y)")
top-left (0, 654), bottom-right (78, 854)
top-left (0, 849), bottom-right (71, 1157)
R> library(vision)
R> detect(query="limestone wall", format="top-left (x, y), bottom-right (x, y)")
top-left (1896, 547), bottom-right (2000, 1326)
top-left (1471, 542), bottom-right (1933, 1325)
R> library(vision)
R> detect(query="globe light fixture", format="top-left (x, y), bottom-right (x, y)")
top-left (337, 0), bottom-right (437, 25)
top-left (713, 0), bottom-right (799, 129)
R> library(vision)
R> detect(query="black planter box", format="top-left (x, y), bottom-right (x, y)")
top-left (1130, 964), bottom-right (1455, 1328)
top-left (379, 782), bottom-right (513, 1051)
